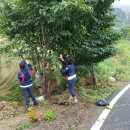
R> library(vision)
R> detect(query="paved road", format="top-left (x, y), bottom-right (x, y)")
top-left (101, 86), bottom-right (130, 130)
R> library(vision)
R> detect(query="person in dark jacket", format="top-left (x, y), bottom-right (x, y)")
top-left (60, 55), bottom-right (78, 103)
top-left (17, 60), bottom-right (38, 109)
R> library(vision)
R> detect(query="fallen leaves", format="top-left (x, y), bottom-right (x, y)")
top-left (0, 101), bottom-right (22, 120)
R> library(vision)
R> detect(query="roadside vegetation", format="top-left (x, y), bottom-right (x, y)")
top-left (0, 0), bottom-right (120, 99)
top-left (0, 0), bottom-right (130, 129)
top-left (1, 38), bottom-right (130, 129)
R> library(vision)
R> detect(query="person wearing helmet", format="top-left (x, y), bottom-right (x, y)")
top-left (17, 60), bottom-right (38, 109)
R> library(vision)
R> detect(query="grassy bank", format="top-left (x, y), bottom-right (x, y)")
top-left (79, 39), bottom-right (130, 102)
top-left (0, 39), bottom-right (130, 103)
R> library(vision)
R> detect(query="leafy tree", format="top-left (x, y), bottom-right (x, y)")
top-left (76, 0), bottom-right (121, 84)
top-left (0, 0), bottom-right (59, 97)
top-left (0, 0), bottom-right (120, 89)
top-left (0, 0), bottom-right (92, 96)
top-left (0, 0), bottom-right (92, 66)
top-left (44, 0), bottom-right (92, 56)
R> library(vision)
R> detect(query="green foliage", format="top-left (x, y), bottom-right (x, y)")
top-left (45, 53), bottom-right (61, 83)
top-left (0, 0), bottom-right (92, 67)
top-left (79, 86), bottom-right (97, 97)
top-left (117, 39), bottom-right (130, 59)
top-left (115, 66), bottom-right (126, 74)
top-left (44, 0), bottom-right (92, 55)
top-left (0, 0), bottom-right (92, 86)
top-left (0, 0), bottom-right (121, 92)
top-left (52, 40), bottom-right (130, 102)
top-left (0, 0), bottom-right (120, 63)
top-left (75, 65), bottom-right (90, 76)
top-left (55, 78), bottom-right (67, 94)
top-left (77, 0), bottom-right (121, 65)
top-left (95, 39), bottom-right (130, 85)
top-left (121, 25), bottom-right (130, 40)
top-left (8, 83), bottom-right (23, 101)
top-left (44, 109), bottom-right (56, 121)
top-left (0, 80), bottom-right (23, 101)
top-left (95, 58), bottom-right (129, 82)
top-left (120, 58), bottom-right (127, 65)
top-left (0, 95), bottom-right (7, 101)
top-left (75, 65), bottom-right (91, 87)
top-left (95, 59), bottom-right (113, 76)
top-left (16, 122), bottom-right (30, 130)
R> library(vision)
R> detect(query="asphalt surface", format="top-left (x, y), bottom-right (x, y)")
top-left (101, 84), bottom-right (130, 130)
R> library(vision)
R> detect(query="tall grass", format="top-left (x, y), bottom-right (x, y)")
top-left (96, 39), bottom-right (130, 81)
top-left (79, 39), bottom-right (130, 102)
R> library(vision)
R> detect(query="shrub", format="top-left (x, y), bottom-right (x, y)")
top-left (54, 78), bottom-right (67, 94)
top-left (16, 122), bottom-right (30, 130)
top-left (44, 109), bottom-right (56, 121)
top-left (27, 107), bottom-right (38, 122)
top-left (9, 83), bottom-right (23, 101)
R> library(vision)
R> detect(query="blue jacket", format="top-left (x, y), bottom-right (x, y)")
top-left (17, 64), bottom-right (33, 88)
top-left (61, 64), bottom-right (76, 80)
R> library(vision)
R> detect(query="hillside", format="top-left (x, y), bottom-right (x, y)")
top-left (113, 4), bottom-right (130, 14)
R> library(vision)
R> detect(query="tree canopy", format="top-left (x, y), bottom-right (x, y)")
top-left (0, 0), bottom-right (120, 67)
top-left (77, 0), bottom-right (120, 65)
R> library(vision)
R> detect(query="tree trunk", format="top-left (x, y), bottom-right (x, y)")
top-left (41, 55), bottom-right (45, 96)
top-left (90, 64), bottom-right (97, 86)
top-left (44, 76), bottom-right (51, 99)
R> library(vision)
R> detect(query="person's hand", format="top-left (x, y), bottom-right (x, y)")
top-left (60, 54), bottom-right (64, 61)
top-left (26, 60), bottom-right (30, 64)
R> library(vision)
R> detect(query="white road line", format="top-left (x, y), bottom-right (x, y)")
top-left (90, 84), bottom-right (130, 130)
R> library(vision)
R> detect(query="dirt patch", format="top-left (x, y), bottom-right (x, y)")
top-left (0, 101), bottom-right (24, 120)
top-left (26, 101), bottom-right (103, 130)
top-left (0, 114), bottom-right (28, 130)
top-left (0, 97), bottom-right (104, 130)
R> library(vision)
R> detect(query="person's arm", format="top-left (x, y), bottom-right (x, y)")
top-left (59, 54), bottom-right (67, 68)
top-left (61, 66), bottom-right (70, 75)
top-left (27, 64), bottom-right (33, 78)
top-left (17, 72), bottom-right (23, 82)
top-left (25, 60), bottom-right (33, 71)
top-left (27, 64), bottom-right (33, 71)
top-left (60, 59), bottom-right (67, 66)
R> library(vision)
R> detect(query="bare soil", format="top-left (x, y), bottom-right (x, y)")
top-left (0, 96), bottom-right (103, 130)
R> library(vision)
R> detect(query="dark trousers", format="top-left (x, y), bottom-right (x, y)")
top-left (67, 78), bottom-right (76, 97)
top-left (21, 86), bottom-right (38, 107)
